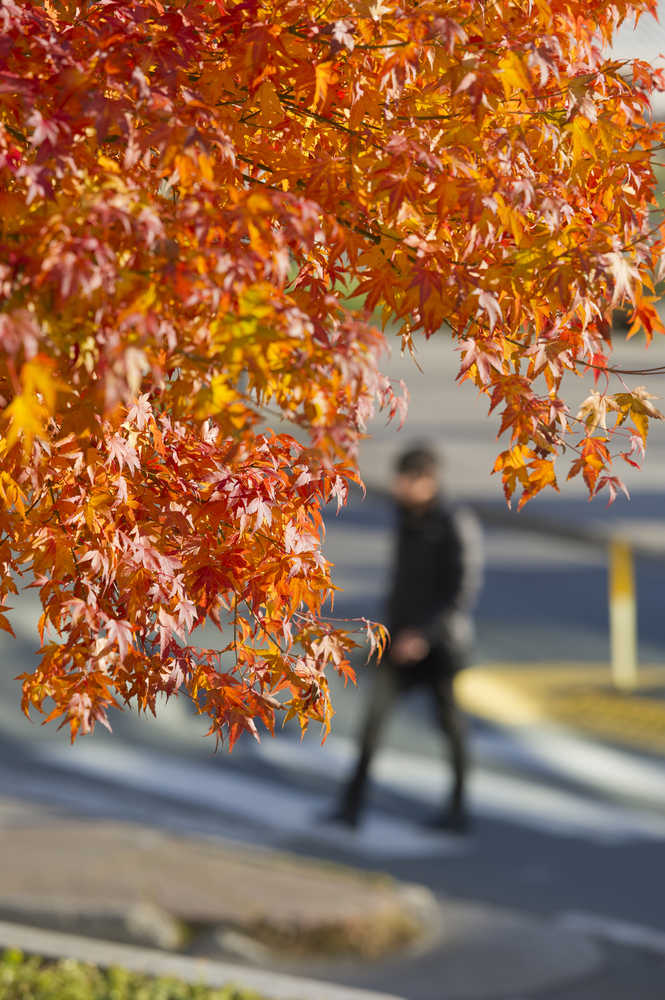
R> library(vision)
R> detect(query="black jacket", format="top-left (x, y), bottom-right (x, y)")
top-left (386, 500), bottom-right (464, 647)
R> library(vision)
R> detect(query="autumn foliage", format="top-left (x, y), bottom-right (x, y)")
top-left (0, 0), bottom-right (664, 742)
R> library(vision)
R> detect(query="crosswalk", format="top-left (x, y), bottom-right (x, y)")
top-left (259, 733), bottom-right (665, 845)
top-left (30, 727), bottom-right (665, 860)
top-left (3, 572), bottom-right (665, 855)
top-left (34, 739), bottom-right (469, 859)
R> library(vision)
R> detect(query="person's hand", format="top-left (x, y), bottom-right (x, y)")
top-left (391, 629), bottom-right (429, 665)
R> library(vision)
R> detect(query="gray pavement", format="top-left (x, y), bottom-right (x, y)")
top-left (0, 726), bottom-right (664, 1000)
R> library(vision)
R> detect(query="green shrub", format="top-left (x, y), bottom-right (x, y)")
top-left (0, 949), bottom-right (265, 1000)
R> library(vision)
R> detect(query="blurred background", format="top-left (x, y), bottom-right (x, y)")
top-left (3, 325), bottom-right (665, 1000)
top-left (4, 12), bottom-right (665, 1000)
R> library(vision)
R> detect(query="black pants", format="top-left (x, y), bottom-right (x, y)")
top-left (339, 648), bottom-right (468, 821)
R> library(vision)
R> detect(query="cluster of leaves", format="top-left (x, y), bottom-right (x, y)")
top-left (0, 0), bottom-right (664, 741)
top-left (0, 948), bottom-right (262, 1000)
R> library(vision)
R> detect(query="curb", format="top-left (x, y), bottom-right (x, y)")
top-left (0, 920), bottom-right (405, 1000)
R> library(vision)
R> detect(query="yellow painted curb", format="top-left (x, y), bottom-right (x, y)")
top-left (456, 663), bottom-right (665, 754)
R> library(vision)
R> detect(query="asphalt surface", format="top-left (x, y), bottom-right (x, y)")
top-left (2, 331), bottom-right (665, 998)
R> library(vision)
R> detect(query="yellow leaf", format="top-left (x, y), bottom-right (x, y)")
top-left (570, 116), bottom-right (596, 165)
top-left (119, 285), bottom-right (158, 323)
top-left (632, 410), bottom-right (648, 441)
top-left (174, 153), bottom-right (195, 190)
top-left (493, 444), bottom-right (527, 472)
top-left (3, 395), bottom-right (48, 452)
top-left (98, 153), bottom-right (120, 174)
top-left (596, 121), bottom-right (614, 156)
top-left (211, 375), bottom-right (237, 408)
top-left (198, 152), bottom-right (214, 183)
top-left (498, 51), bottom-right (531, 99)
top-left (21, 359), bottom-right (61, 413)
top-left (0, 472), bottom-right (26, 516)
top-left (313, 61), bottom-right (333, 110)
top-left (256, 80), bottom-right (284, 125)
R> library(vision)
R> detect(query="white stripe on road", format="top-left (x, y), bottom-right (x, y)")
top-left (260, 734), bottom-right (665, 844)
top-left (38, 742), bottom-right (469, 859)
top-left (39, 730), bottom-right (665, 855)
top-left (558, 911), bottom-right (665, 956)
top-left (509, 725), bottom-right (665, 811)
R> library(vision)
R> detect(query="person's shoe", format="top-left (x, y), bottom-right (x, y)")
top-left (425, 806), bottom-right (471, 835)
top-left (319, 802), bottom-right (363, 830)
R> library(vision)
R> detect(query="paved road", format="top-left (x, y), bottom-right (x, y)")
top-left (4, 589), bottom-right (665, 999)
top-left (3, 702), bottom-right (665, 999)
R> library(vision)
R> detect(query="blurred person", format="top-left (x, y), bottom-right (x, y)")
top-left (332, 445), bottom-right (482, 833)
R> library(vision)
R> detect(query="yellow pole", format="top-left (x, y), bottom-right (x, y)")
top-left (608, 539), bottom-right (637, 690)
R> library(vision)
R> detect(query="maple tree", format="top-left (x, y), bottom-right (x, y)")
top-left (1, 0), bottom-right (664, 742)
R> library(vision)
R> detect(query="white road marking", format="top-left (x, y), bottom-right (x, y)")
top-left (510, 725), bottom-right (665, 811)
top-left (260, 734), bottom-right (665, 844)
top-left (558, 911), bottom-right (665, 956)
top-left (38, 742), bottom-right (469, 859)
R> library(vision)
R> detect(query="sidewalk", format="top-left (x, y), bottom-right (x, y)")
top-left (457, 663), bottom-right (665, 756)
top-left (0, 803), bottom-right (426, 962)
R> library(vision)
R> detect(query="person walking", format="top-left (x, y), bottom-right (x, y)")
top-left (333, 445), bottom-right (482, 833)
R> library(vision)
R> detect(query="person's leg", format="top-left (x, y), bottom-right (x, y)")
top-left (333, 665), bottom-right (400, 826)
top-left (430, 659), bottom-right (469, 830)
